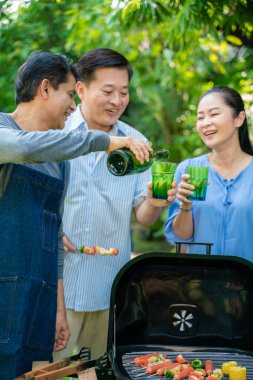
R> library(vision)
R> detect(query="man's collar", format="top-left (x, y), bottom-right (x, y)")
top-left (110, 120), bottom-right (127, 137)
top-left (76, 104), bottom-right (87, 129)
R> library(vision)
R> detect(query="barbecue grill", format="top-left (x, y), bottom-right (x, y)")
top-left (103, 252), bottom-right (253, 380)
top-left (17, 251), bottom-right (253, 379)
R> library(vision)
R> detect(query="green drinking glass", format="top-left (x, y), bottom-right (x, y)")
top-left (186, 166), bottom-right (209, 201)
top-left (152, 161), bottom-right (177, 200)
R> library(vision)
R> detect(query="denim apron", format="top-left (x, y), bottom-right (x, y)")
top-left (0, 163), bottom-right (64, 379)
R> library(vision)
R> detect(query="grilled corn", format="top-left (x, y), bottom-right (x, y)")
top-left (229, 366), bottom-right (246, 380)
top-left (221, 361), bottom-right (237, 375)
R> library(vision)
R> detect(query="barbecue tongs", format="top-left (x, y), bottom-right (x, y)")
top-left (15, 347), bottom-right (110, 380)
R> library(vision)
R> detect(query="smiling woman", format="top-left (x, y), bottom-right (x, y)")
top-left (196, 89), bottom-right (248, 158)
top-left (196, 87), bottom-right (252, 178)
top-left (164, 85), bottom-right (253, 261)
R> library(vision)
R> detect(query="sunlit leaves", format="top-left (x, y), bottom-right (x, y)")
top-left (226, 35), bottom-right (243, 46)
top-left (111, 0), bottom-right (171, 26)
top-left (0, 0), bottom-right (253, 156)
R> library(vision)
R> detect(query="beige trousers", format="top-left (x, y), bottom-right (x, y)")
top-left (53, 309), bottom-right (110, 362)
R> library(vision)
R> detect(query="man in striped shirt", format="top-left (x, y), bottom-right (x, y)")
top-left (54, 48), bottom-right (176, 361)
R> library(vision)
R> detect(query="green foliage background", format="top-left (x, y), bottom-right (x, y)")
top-left (1, 0), bottom-right (253, 252)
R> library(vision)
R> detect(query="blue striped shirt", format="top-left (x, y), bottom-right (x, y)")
top-left (165, 154), bottom-right (253, 261)
top-left (62, 106), bottom-right (151, 311)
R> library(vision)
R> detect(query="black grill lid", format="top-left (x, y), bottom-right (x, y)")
top-left (107, 252), bottom-right (253, 353)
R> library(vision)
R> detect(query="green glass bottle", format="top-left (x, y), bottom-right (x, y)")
top-left (107, 148), bottom-right (169, 176)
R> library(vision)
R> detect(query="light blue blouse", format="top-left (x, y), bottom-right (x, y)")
top-left (164, 154), bottom-right (253, 261)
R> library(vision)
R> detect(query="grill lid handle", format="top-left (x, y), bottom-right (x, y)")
top-left (175, 241), bottom-right (213, 255)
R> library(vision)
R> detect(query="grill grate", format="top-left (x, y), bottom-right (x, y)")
top-left (122, 351), bottom-right (253, 379)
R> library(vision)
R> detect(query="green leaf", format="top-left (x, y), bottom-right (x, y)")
top-left (226, 34), bottom-right (243, 46)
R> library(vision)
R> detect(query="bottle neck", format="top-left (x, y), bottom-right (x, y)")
top-left (152, 149), bottom-right (170, 160)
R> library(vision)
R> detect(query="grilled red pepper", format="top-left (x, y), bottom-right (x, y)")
top-left (175, 354), bottom-right (188, 364)
top-left (189, 371), bottom-right (204, 380)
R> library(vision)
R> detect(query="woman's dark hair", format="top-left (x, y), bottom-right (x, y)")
top-left (15, 50), bottom-right (78, 105)
top-left (199, 86), bottom-right (253, 155)
top-left (76, 48), bottom-right (133, 85)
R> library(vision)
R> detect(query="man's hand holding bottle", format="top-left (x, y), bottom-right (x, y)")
top-left (107, 136), bottom-right (153, 164)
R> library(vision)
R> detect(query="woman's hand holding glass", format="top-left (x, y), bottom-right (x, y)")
top-left (177, 174), bottom-right (195, 208)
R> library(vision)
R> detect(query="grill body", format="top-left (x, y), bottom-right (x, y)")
top-left (105, 252), bottom-right (253, 379)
